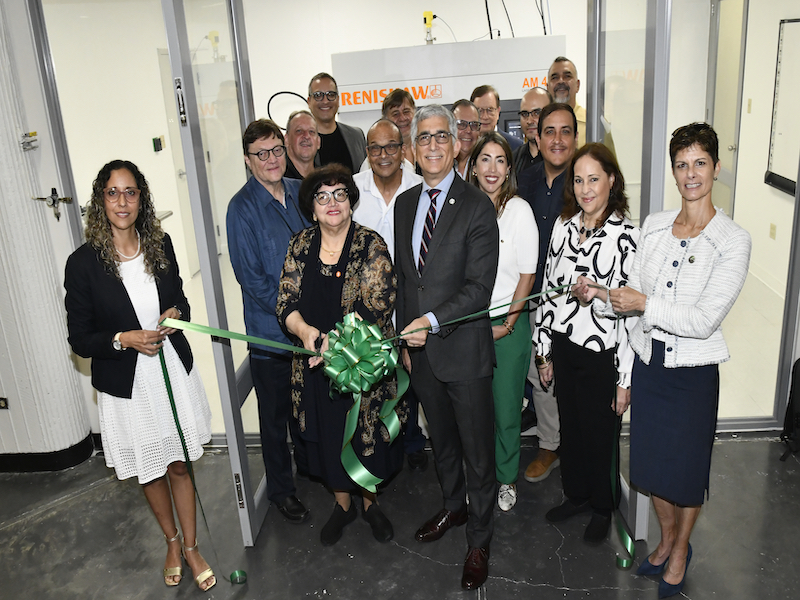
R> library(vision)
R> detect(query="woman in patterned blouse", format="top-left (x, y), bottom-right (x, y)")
top-left (535, 143), bottom-right (639, 544)
top-left (276, 164), bottom-right (405, 547)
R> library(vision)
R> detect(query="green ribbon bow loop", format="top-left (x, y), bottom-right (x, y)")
top-left (321, 313), bottom-right (409, 492)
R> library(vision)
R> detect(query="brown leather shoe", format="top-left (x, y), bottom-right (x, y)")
top-left (524, 448), bottom-right (560, 482)
top-left (461, 546), bottom-right (489, 590)
top-left (414, 507), bottom-right (468, 542)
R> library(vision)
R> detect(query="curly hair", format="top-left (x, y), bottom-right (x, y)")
top-left (562, 143), bottom-right (629, 224)
top-left (467, 132), bottom-right (518, 218)
top-left (85, 160), bottom-right (167, 279)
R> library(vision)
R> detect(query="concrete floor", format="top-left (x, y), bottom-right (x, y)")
top-left (2, 435), bottom-right (799, 599)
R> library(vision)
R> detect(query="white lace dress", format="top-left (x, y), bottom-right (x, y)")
top-left (97, 253), bottom-right (212, 484)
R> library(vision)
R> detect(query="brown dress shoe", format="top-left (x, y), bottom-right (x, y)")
top-left (461, 546), bottom-right (489, 590)
top-left (524, 448), bottom-right (560, 482)
top-left (414, 507), bottom-right (468, 542)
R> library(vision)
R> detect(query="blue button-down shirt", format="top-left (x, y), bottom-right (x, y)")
top-left (227, 176), bottom-right (309, 357)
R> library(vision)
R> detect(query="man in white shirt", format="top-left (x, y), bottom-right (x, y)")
top-left (353, 119), bottom-right (428, 473)
top-left (353, 119), bottom-right (422, 260)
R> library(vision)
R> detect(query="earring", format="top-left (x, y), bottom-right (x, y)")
top-left (714, 176), bottom-right (718, 181)
top-left (313, 215), bottom-right (318, 222)
top-left (472, 172), bottom-right (477, 178)
top-left (505, 173), bottom-right (509, 181)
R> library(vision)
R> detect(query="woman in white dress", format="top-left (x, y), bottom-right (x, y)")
top-left (468, 132), bottom-right (538, 512)
top-left (64, 160), bottom-right (215, 591)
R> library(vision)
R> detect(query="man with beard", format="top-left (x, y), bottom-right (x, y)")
top-left (517, 103), bottom-right (578, 487)
top-left (547, 57), bottom-right (586, 148)
top-left (451, 99), bottom-right (481, 179)
top-left (307, 72), bottom-right (366, 172)
top-left (513, 87), bottom-right (553, 176)
top-left (284, 110), bottom-right (320, 180)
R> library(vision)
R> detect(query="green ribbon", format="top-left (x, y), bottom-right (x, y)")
top-left (322, 313), bottom-right (409, 493)
top-left (158, 349), bottom-right (245, 585)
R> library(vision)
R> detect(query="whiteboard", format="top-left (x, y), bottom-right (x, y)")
top-left (766, 19), bottom-right (800, 196)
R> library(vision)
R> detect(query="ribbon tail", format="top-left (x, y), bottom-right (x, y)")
top-left (339, 393), bottom-right (381, 493)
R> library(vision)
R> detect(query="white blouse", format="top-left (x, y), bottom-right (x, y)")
top-left (596, 208), bottom-right (751, 368)
top-left (489, 196), bottom-right (539, 318)
top-left (536, 211), bottom-right (640, 387)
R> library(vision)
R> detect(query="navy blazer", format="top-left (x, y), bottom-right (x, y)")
top-left (394, 174), bottom-right (499, 382)
top-left (64, 234), bottom-right (192, 398)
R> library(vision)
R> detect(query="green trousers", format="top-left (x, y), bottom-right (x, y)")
top-left (492, 310), bottom-right (532, 484)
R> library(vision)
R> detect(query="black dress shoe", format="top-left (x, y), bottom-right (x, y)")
top-left (520, 408), bottom-right (538, 432)
top-left (545, 498), bottom-right (591, 523)
top-left (275, 495), bottom-right (310, 523)
top-left (461, 546), bottom-right (489, 590)
top-left (584, 511), bottom-right (612, 545)
top-left (320, 502), bottom-right (357, 546)
top-left (363, 504), bottom-right (393, 542)
top-left (414, 507), bottom-right (468, 542)
top-left (407, 449), bottom-right (428, 471)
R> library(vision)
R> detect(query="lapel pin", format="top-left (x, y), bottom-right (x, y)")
top-left (449, 198), bottom-right (455, 204)
top-left (689, 256), bottom-right (695, 263)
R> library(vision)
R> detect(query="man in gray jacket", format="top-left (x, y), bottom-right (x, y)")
top-left (307, 72), bottom-right (366, 173)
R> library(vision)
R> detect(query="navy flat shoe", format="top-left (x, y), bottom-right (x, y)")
top-left (636, 553), bottom-right (668, 576)
top-left (658, 543), bottom-right (692, 599)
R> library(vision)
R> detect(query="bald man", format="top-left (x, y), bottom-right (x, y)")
top-left (513, 87), bottom-right (553, 176)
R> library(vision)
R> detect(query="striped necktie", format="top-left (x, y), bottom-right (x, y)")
top-left (418, 188), bottom-right (440, 274)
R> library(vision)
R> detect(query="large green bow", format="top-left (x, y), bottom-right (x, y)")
top-left (322, 313), bottom-right (408, 492)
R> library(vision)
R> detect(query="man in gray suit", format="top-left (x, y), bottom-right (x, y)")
top-left (307, 72), bottom-right (366, 173)
top-left (394, 104), bottom-right (499, 591)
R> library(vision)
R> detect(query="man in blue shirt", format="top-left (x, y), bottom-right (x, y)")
top-left (227, 119), bottom-right (310, 523)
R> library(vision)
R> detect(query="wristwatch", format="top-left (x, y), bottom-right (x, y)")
top-left (112, 332), bottom-right (123, 352)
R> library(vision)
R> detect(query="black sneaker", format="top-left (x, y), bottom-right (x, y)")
top-left (363, 504), bottom-right (394, 542)
top-left (320, 502), bottom-right (357, 546)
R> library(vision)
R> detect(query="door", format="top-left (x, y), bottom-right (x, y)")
top-left (707, 0), bottom-right (747, 216)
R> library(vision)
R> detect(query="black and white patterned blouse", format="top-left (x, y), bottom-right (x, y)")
top-left (535, 211), bottom-right (640, 387)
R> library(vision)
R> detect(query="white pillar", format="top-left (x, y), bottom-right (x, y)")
top-left (0, 8), bottom-right (91, 466)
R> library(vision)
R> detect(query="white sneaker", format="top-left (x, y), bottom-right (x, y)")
top-left (497, 483), bottom-right (517, 512)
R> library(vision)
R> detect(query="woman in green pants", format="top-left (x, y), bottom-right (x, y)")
top-left (469, 132), bottom-right (538, 511)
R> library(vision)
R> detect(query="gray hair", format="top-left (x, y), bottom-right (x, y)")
top-left (411, 104), bottom-right (458, 145)
top-left (286, 109), bottom-right (317, 131)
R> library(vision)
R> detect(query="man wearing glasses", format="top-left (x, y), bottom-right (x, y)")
top-left (227, 119), bottom-right (311, 525)
top-left (513, 87), bottom-right (553, 176)
top-left (470, 84), bottom-right (524, 150)
top-left (451, 99), bottom-right (481, 179)
top-left (307, 72), bottom-right (366, 173)
top-left (395, 104), bottom-right (499, 591)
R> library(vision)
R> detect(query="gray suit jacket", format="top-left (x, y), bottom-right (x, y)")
top-left (394, 174), bottom-right (499, 382)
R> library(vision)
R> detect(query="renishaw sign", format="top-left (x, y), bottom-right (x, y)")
top-left (332, 36), bottom-right (565, 114)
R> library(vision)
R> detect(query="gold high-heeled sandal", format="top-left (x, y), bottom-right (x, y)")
top-left (163, 531), bottom-right (183, 587)
top-left (183, 541), bottom-right (216, 592)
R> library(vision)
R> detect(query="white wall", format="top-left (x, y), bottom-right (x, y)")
top-left (734, 0), bottom-right (798, 296)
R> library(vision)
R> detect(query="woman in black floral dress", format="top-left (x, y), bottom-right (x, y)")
top-left (277, 164), bottom-right (406, 547)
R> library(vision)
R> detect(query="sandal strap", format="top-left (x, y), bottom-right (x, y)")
top-left (183, 541), bottom-right (199, 552)
top-left (194, 568), bottom-right (216, 591)
top-left (165, 530), bottom-right (181, 544)
top-left (163, 566), bottom-right (183, 577)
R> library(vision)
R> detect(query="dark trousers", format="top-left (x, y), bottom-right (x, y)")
top-left (402, 384), bottom-right (427, 454)
top-left (250, 353), bottom-right (305, 504)
top-left (551, 333), bottom-right (620, 512)
top-left (411, 348), bottom-right (495, 548)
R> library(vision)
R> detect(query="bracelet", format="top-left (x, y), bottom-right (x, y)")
top-left (502, 319), bottom-right (514, 335)
top-left (535, 353), bottom-right (552, 367)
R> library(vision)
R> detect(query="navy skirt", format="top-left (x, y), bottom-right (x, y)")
top-left (630, 341), bottom-right (719, 506)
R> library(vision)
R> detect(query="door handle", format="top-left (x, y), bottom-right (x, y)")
top-left (728, 144), bottom-right (737, 151)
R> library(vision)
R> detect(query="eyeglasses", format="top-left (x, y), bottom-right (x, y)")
top-left (104, 187), bottom-right (141, 202)
top-left (415, 131), bottom-right (452, 146)
top-left (314, 188), bottom-right (349, 205)
top-left (247, 146), bottom-right (286, 161)
top-left (518, 109), bottom-right (543, 119)
top-left (477, 107), bottom-right (497, 117)
top-left (311, 91), bottom-right (338, 102)
top-left (456, 119), bottom-right (481, 132)
top-left (367, 142), bottom-right (402, 157)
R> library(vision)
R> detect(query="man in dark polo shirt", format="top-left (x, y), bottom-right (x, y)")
top-left (512, 87), bottom-right (552, 176)
top-left (517, 102), bottom-right (578, 486)
top-left (307, 72), bottom-right (366, 172)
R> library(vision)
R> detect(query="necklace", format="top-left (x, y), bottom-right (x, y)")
top-left (579, 213), bottom-right (599, 238)
top-left (116, 231), bottom-right (140, 260)
top-left (320, 243), bottom-right (343, 257)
